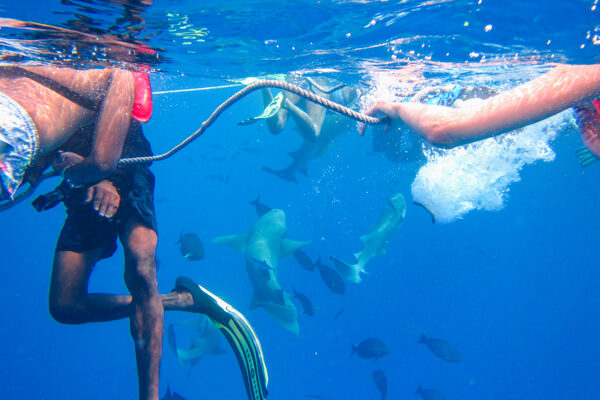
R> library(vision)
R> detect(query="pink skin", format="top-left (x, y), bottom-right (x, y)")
top-left (359, 64), bottom-right (600, 153)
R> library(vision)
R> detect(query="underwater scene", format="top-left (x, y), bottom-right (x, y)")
top-left (0, 1), bottom-right (599, 399)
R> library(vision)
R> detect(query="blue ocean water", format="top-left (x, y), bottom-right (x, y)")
top-left (0, 1), bottom-right (599, 399)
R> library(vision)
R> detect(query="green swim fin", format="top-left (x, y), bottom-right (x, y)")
top-left (238, 92), bottom-right (284, 125)
top-left (175, 277), bottom-right (269, 400)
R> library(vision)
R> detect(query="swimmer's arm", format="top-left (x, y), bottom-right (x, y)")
top-left (364, 64), bottom-right (600, 147)
top-left (64, 69), bottom-right (134, 184)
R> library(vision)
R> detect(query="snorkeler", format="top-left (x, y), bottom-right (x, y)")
top-left (33, 120), bottom-right (268, 400)
top-left (1, 65), bottom-right (268, 400)
top-left (360, 64), bottom-right (600, 159)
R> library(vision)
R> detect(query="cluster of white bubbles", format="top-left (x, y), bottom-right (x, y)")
top-left (361, 66), bottom-right (577, 223)
top-left (412, 111), bottom-right (574, 223)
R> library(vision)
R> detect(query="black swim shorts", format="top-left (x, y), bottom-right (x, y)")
top-left (55, 166), bottom-right (157, 260)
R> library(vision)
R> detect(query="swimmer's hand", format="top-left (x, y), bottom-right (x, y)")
top-left (86, 180), bottom-right (120, 219)
top-left (358, 100), bottom-right (403, 136)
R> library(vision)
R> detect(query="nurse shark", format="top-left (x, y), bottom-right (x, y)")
top-left (213, 209), bottom-right (309, 334)
top-left (331, 193), bottom-right (406, 283)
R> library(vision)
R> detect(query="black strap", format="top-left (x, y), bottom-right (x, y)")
top-left (1, 66), bottom-right (101, 111)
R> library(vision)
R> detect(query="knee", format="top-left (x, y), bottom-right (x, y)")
top-left (124, 262), bottom-right (157, 292)
top-left (123, 225), bottom-right (158, 296)
top-left (123, 254), bottom-right (158, 297)
top-left (49, 298), bottom-right (87, 325)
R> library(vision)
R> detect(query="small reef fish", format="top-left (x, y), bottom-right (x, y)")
top-left (202, 173), bottom-right (231, 183)
top-left (178, 233), bottom-right (205, 261)
top-left (351, 338), bottom-right (389, 360)
top-left (415, 384), bottom-right (446, 400)
top-left (213, 209), bottom-right (309, 334)
top-left (333, 307), bottom-right (345, 320)
top-left (293, 249), bottom-right (316, 271)
top-left (419, 334), bottom-right (462, 363)
top-left (314, 257), bottom-right (345, 295)
top-left (372, 369), bottom-right (387, 400)
top-left (160, 384), bottom-right (186, 400)
top-left (292, 287), bottom-right (316, 316)
top-left (249, 195), bottom-right (273, 217)
top-left (331, 193), bottom-right (406, 283)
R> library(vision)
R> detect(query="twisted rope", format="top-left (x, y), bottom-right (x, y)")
top-left (119, 80), bottom-right (388, 165)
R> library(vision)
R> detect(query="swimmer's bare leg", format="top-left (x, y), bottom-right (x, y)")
top-left (283, 97), bottom-right (323, 141)
top-left (121, 221), bottom-right (162, 400)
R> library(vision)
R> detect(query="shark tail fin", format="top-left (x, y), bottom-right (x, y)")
top-left (249, 195), bottom-right (260, 207)
top-left (330, 256), bottom-right (365, 283)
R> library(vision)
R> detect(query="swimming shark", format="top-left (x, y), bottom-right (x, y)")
top-left (331, 193), bottom-right (406, 283)
top-left (213, 209), bottom-right (309, 334)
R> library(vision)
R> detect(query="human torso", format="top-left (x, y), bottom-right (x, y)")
top-left (0, 67), bottom-right (112, 154)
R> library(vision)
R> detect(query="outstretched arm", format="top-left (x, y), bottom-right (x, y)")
top-left (63, 68), bottom-right (134, 184)
top-left (362, 64), bottom-right (600, 148)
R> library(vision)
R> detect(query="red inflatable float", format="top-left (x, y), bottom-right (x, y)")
top-left (132, 68), bottom-right (152, 123)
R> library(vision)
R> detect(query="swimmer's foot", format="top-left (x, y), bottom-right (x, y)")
top-left (174, 276), bottom-right (269, 400)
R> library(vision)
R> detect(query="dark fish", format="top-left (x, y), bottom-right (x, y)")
top-left (373, 369), bottom-right (387, 399)
top-left (419, 334), bottom-right (461, 363)
top-left (178, 233), bottom-right (205, 261)
top-left (203, 173), bottom-right (230, 183)
top-left (315, 257), bottom-right (345, 295)
top-left (161, 384), bottom-right (187, 400)
top-left (249, 195), bottom-right (273, 217)
top-left (333, 307), bottom-right (345, 320)
top-left (415, 384), bottom-right (446, 400)
top-left (293, 249), bottom-right (315, 271)
top-left (293, 287), bottom-right (316, 316)
top-left (351, 338), bottom-right (388, 360)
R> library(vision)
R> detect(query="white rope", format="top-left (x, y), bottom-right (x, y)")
top-left (153, 83), bottom-right (243, 95)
